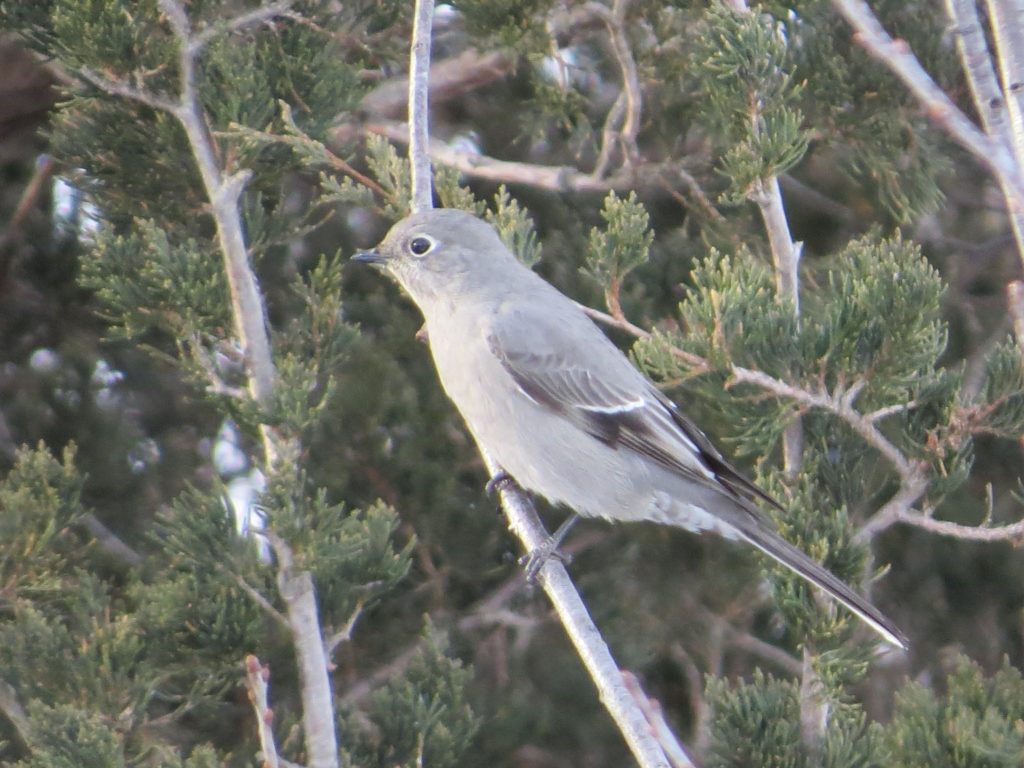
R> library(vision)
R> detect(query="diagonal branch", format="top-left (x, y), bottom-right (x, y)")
top-left (483, 452), bottom-right (673, 768)
top-left (158, 0), bottom-right (279, 432)
top-left (831, 0), bottom-right (1024, 224)
top-left (192, 1), bottom-right (295, 52)
top-left (944, 0), bottom-right (1024, 268)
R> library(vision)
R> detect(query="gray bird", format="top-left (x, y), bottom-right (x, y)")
top-left (354, 208), bottom-right (907, 649)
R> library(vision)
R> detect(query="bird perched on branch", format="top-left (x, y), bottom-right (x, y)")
top-left (354, 207), bottom-right (907, 649)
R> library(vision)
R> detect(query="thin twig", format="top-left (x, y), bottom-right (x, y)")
top-left (245, 655), bottom-right (282, 768)
top-left (586, 0), bottom-right (643, 177)
top-left (191, 1), bottom-right (295, 52)
top-left (579, 303), bottom-right (710, 371)
top-left (77, 67), bottom-right (178, 113)
top-left (0, 679), bottom-right (31, 751)
top-left (831, 0), bottom-right (1024, 221)
top-left (325, 600), bottom-right (366, 658)
top-left (892, 507), bottom-right (1024, 541)
top-left (0, 154), bottom-right (55, 250)
top-left (79, 513), bottom-right (145, 568)
top-left (622, 671), bottom-right (698, 768)
top-left (663, 167), bottom-right (729, 226)
top-left (409, 0), bottom-right (435, 212)
top-left (232, 110), bottom-right (389, 199)
top-left (718, 622), bottom-right (803, 675)
top-left (224, 566), bottom-right (290, 628)
top-left (367, 120), bottom-right (626, 192)
top-left (593, 92), bottom-right (628, 180)
top-left (1008, 281), bottom-right (1024, 351)
top-left (864, 400), bottom-right (921, 423)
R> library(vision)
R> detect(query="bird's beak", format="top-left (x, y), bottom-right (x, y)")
top-left (351, 248), bottom-right (386, 265)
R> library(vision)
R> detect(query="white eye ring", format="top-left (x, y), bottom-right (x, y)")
top-left (408, 235), bottom-right (437, 257)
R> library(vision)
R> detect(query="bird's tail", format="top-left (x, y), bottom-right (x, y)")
top-left (738, 524), bottom-right (908, 649)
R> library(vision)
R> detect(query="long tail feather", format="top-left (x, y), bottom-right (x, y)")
top-left (739, 525), bottom-right (908, 649)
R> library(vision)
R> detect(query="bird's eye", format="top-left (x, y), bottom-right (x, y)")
top-left (408, 236), bottom-right (435, 257)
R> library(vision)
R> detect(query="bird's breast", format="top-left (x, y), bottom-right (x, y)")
top-left (423, 310), bottom-right (653, 519)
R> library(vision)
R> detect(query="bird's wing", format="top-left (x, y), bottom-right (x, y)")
top-left (486, 304), bottom-right (781, 510)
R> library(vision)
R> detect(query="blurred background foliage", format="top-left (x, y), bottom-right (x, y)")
top-left (0, 0), bottom-right (1022, 766)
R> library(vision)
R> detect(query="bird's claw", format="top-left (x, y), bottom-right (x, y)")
top-left (486, 469), bottom-right (515, 497)
top-left (520, 538), bottom-right (572, 583)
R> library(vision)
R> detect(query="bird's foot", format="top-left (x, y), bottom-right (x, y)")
top-left (520, 514), bottom-right (580, 583)
top-left (486, 469), bottom-right (515, 497)
top-left (520, 537), bottom-right (572, 583)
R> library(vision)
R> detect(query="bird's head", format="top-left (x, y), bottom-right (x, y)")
top-left (352, 208), bottom-right (519, 307)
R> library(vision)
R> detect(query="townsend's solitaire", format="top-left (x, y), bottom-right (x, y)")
top-left (354, 208), bottom-right (906, 648)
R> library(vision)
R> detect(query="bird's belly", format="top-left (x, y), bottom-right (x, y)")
top-left (428, 318), bottom-right (737, 537)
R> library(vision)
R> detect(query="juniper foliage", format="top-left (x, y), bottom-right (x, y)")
top-left (0, 1), bottom-right (1022, 766)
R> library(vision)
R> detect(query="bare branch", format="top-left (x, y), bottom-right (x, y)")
top-left (720, 623), bottom-right (803, 676)
top-left (831, 0), bottom-right (1024, 222)
top-left (593, 92), bottom-right (628, 180)
top-left (409, 0), bottom-right (435, 212)
top-left (585, 0), bottom-right (643, 177)
top-left (750, 177), bottom-right (804, 477)
top-left (1008, 281), bottom-right (1024, 351)
top-left (0, 679), bottom-right (32, 751)
top-left (0, 154), bottom-right (55, 251)
top-left (944, 0), bottom-right (1024, 263)
top-left (798, 648), bottom-right (829, 763)
top-left (483, 452), bottom-right (672, 768)
top-left (268, 531), bottom-right (339, 768)
top-left (367, 120), bottom-right (622, 193)
top-left (78, 4), bottom-right (341, 765)
top-left (79, 513), bottom-right (145, 568)
top-left (622, 671), bottom-right (699, 768)
top-left (725, 366), bottom-right (919, 480)
top-left (244, 657), bottom-right (305, 768)
top-left (77, 67), bottom-right (178, 113)
top-left (946, 0), bottom-right (1009, 142)
top-left (359, 49), bottom-right (513, 119)
top-left (855, 475), bottom-right (932, 541)
top-left (245, 655), bottom-right (282, 768)
top-left (224, 566), bottom-right (290, 628)
top-left (325, 600), bottom-right (365, 658)
top-left (191, 1), bottom-right (295, 52)
top-left (892, 507), bottom-right (1024, 542)
top-left (984, 0), bottom-right (1024, 172)
top-left (865, 400), bottom-right (921, 423)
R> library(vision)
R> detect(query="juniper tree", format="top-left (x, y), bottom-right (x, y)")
top-left (0, 1), bottom-right (1023, 767)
